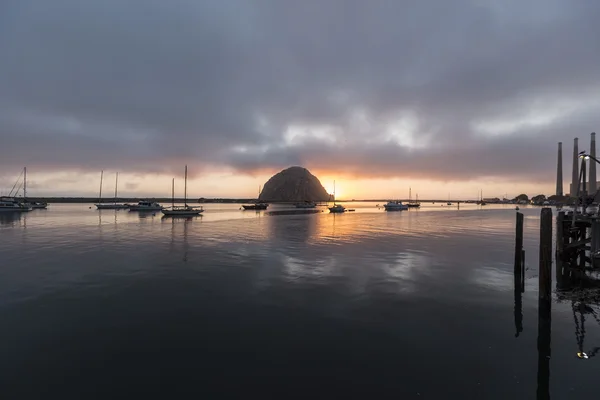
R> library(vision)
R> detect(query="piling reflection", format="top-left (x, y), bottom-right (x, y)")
top-left (536, 297), bottom-right (551, 400)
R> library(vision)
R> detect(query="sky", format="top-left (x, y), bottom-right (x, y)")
top-left (1, 0), bottom-right (599, 200)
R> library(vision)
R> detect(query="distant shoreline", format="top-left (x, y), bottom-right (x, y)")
top-left (6, 197), bottom-right (514, 204)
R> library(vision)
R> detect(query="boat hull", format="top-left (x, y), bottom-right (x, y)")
top-left (161, 210), bottom-right (203, 216)
top-left (329, 205), bottom-right (346, 213)
top-left (242, 204), bottom-right (268, 210)
top-left (295, 203), bottom-right (317, 209)
top-left (129, 206), bottom-right (163, 211)
top-left (0, 207), bottom-right (32, 212)
top-left (406, 203), bottom-right (420, 208)
top-left (96, 204), bottom-right (130, 210)
top-left (384, 206), bottom-right (408, 211)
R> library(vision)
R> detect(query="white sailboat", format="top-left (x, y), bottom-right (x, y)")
top-left (328, 180), bottom-right (346, 213)
top-left (95, 171), bottom-right (129, 210)
top-left (22, 167), bottom-right (48, 209)
top-left (162, 165), bottom-right (204, 216)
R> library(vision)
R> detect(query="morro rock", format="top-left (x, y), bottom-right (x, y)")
top-left (259, 166), bottom-right (331, 202)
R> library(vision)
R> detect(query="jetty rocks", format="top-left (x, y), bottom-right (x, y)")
top-left (259, 166), bottom-right (331, 202)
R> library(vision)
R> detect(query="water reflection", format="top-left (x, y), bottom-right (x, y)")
top-left (97, 209), bottom-right (119, 226)
top-left (165, 215), bottom-right (196, 262)
top-left (266, 213), bottom-right (317, 243)
top-left (0, 212), bottom-right (22, 227)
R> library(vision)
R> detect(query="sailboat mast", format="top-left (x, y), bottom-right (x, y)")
top-left (409, 187), bottom-right (411, 202)
top-left (98, 170), bottom-right (104, 203)
top-left (114, 172), bottom-right (118, 204)
top-left (184, 165), bottom-right (188, 207)
top-left (333, 180), bottom-right (336, 205)
top-left (24, 167), bottom-right (27, 199)
top-left (172, 178), bottom-right (175, 208)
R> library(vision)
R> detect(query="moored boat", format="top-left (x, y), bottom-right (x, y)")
top-left (129, 201), bottom-right (163, 211)
top-left (242, 203), bottom-right (268, 210)
top-left (95, 171), bottom-right (130, 210)
top-left (162, 166), bottom-right (204, 217)
top-left (0, 197), bottom-right (32, 212)
top-left (384, 200), bottom-right (408, 211)
top-left (242, 185), bottom-right (269, 211)
top-left (406, 188), bottom-right (420, 208)
top-left (294, 201), bottom-right (317, 208)
top-left (328, 181), bottom-right (346, 213)
top-left (328, 203), bottom-right (346, 213)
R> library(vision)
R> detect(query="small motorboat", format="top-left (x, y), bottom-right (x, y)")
top-left (129, 201), bottom-right (164, 211)
top-left (384, 201), bottom-right (408, 211)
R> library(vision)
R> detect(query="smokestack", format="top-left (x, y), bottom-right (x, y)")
top-left (556, 142), bottom-right (563, 196)
top-left (590, 132), bottom-right (597, 194)
top-left (572, 137), bottom-right (579, 197)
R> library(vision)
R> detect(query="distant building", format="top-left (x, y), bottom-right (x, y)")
top-left (569, 182), bottom-right (600, 196)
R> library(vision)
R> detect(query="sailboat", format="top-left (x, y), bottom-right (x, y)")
top-left (328, 180), bottom-right (346, 213)
top-left (479, 189), bottom-right (487, 206)
top-left (95, 171), bottom-right (130, 210)
top-left (162, 165), bottom-right (204, 216)
top-left (242, 186), bottom-right (269, 210)
top-left (407, 187), bottom-right (421, 208)
top-left (0, 168), bottom-right (31, 212)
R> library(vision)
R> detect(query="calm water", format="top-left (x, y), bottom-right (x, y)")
top-left (1, 203), bottom-right (598, 398)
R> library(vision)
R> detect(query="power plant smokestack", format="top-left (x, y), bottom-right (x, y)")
top-left (572, 137), bottom-right (579, 197)
top-left (556, 142), bottom-right (563, 196)
top-left (590, 132), bottom-right (597, 195)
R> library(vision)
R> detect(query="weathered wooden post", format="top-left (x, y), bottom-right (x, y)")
top-left (521, 249), bottom-right (525, 293)
top-left (539, 207), bottom-right (552, 301)
top-left (515, 212), bottom-right (524, 275)
top-left (556, 211), bottom-right (564, 256)
top-left (514, 211), bottom-right (525, 337)
top-left (537, 207), bottom-right (553, 400)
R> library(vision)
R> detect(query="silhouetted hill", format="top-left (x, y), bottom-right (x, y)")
top-left (259, 166), bottom-right (330, 202)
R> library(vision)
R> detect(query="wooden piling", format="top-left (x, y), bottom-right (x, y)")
top-left (539, 207), bottom-right (553, 301)
top-left (515, 212), bottom-right (524, 275)
top-left (521, 249), bottom-right (525, 293)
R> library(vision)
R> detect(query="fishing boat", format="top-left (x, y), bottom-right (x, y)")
top-left (95, 171), bottom-right (130, 210)
top-left (162, 166), bottom-right (204, 217)
top-left (328, 181), bottom-right (346, 213)
top-left (407, 187), bottom-right (420, 208)
top-left (294, 201), bottom-right (317, 209)
top-left (129, 200), bottom-right (163, 211)
top-left (242, 186), bottom-right (269, 210)
top-left (384, 200), bottom-right (408, 211)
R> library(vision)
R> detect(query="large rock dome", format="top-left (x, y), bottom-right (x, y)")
top-left (259, 166), bottom-right (331, 202)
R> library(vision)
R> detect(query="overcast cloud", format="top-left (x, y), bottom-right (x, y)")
top-left (1, 0), bottom-right (599, 183)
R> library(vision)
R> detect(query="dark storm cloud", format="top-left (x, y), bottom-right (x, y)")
top-left (1, 0), bottom-right (599, 182)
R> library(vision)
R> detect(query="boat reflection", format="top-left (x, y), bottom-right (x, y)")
top-left (266, 212), bottom-right (318, 243)
top-left (0, 212), bottom-right (22, 227)
top-left (165, 214), bottom-right (196, 262)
